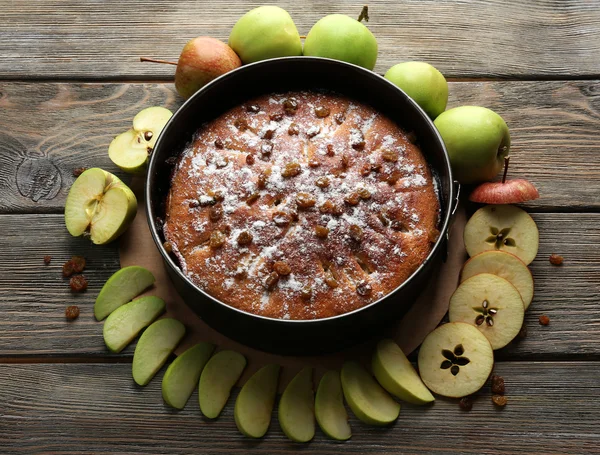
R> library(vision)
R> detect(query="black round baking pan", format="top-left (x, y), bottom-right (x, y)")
top-left (146, 57), bottom-right (457, 355)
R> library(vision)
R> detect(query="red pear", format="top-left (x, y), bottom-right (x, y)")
top-left (469, 157), bottom-right (539, 204)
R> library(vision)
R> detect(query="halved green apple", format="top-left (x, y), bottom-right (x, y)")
top-left (315, 370), bottom-right (351, 441)
top-left (199, 350), bottom-right (247, 419)
top-left (278, 368), bottom-right (315, 443)
top-left (132, 318), bottom-right (185, 386)
top-left (65, 168), bottom-right (137, 245)
top-left (103, 295), bottom-right (165, 353)
top-left (372, 339), bottom-right (434, 405)
top-left (162, 342), bottom-right (215, 410)
top-left (341, 361), bottom-right (400, 426)
top-left (94, 266), bottom-right (155, 321)
top-left (234, 364), bottom-right (280, 438)
top-left (108, 106), bottom-right (173, 174)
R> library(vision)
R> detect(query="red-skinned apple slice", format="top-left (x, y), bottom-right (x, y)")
top-left (470, 157), bottom-right (539, 204)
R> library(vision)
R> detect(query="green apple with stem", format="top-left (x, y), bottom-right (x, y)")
top-left (315, 370), bottom-right (351, 441)
top-left (434, 106), bottom-right (511, 184)
top-left (278, 368), bottom-right (315, 443)
top-left (199, 350), bottom-right (247, 419)
top-left (65, 168), bottom-right (137, 245)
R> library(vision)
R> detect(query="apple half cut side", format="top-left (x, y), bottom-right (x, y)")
top-left (65, 168), bottom-right (137, 245)
top-left (315, 370), bottom-right (351, 441)
top-left (278, 368), bottom-right (315, 443)
top-left (199, 350), bottom-right (247, 419)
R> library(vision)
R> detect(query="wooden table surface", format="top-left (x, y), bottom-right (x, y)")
top-left (1, 1), bottom-right (599, 454)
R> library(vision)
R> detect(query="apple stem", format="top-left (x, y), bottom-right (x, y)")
top-left (139, 57), bottom-right (178, 66)
top-left (357, 5), bottom-right (369, 22)
top-left (502, 156), bottom-right (510, 184)
top-left (299, 35), bottom-right (307, 39)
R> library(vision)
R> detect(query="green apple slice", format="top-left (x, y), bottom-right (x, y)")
top-left (199, 350), bottom-right (247, 419)
top-left (464, 205), bottom-right (539, 265)
top-left (234, 364), bottom-right (280, 438)
top-left (108, 106), bottom-right (173, 174)
top-left (315, 370), bottom-right (351, 441)
top-left (94, 266), bottom-right (155, 321)
top-left (103, 295), bottom-right (165, 353)
top-left (341, 361), bottom-right (400, 426)
top-left (65, 168), bottom-right (137, 245)
top-left (162, 342), bottom-right (215, 409)
top-left (132, 318), bottom-right (185, 386)
top-left (461, 250), bottom-right (534, 309)
top-left (278, 368), bottom-right (315, 443)
top-left (372, 339), bottom-right (434, 405)
top-left (418, 322), bottom-right (494, 398)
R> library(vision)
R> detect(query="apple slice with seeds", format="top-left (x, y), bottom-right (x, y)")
top-left (461, 250), bottom-right (534, 309)
top-left (278, 368), bottom-right (315, 442)
top-left (162, 342), bottom-right (215, 409)
top-left (132, 318), bottom-right (185, 386)
top-left (103, 295), bottom-right (165, 353)
top-left (199, 350), bottom-right (247, 419)
top-left (315, 370), bottom-right (351, 441)
top-left (463, 204), bottom-right (539, 265)
top-left (449, 273), bottom-right (525, 350)
top-left (418, 322), bottom-right (494, 398)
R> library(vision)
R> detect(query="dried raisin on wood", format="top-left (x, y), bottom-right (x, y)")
top-left (549, 254), bottom-right (564, 265)
top-left (491, 374), bottom-right (505, 395)
top-left (43, 255), bottom-right (52, 265)
top-left (65, 305), bottom-right (80, 320)
top-left (69, 275), bottom-right (88, 293)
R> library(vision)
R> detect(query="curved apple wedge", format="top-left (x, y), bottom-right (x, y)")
top-left (132, 318), bottom-right (185, 386)
top-left (315, 370), bottom-right (351, 441)
top-left (278, 368), bottom-right (315, 442)
top-left (103, 295), bottom-right (165, 353)
top-left (470, 179), bottom-right (539, 204)
top-left (162, 342), bottom-right (215, 410)
top-left (65, 168), bottom-right (137, 245)
top-left (234, 364), bottom-right (280, 438)
top-left (199, 350), bottom-right (247, 419)
top-left (341, 361), bottom-right (400, 426)
top-left (372, 339), bottom-right (434, 405)
top-left (94, 266), bottom-right (155, 321)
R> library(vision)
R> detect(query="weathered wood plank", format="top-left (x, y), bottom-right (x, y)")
top-left (0, 213), bottom-right (597, 359)
top-left (1, 1), bottom-right (600, 79)
top-left (0, 362), bottom-right (598, 454)
top-left (1, 80), bottom-right (599, 213)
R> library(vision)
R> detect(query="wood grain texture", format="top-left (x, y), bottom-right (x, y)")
top-left (0, 213), bottom-right (598, 359)
top-left (1, 80), bottom-right (599, 213)
top-left (1, 0), bottom-right (600, 79)
top-left (0, 362), bottom-right (599, 454)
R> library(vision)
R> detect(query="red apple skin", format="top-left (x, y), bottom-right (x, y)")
top-left (175, 37), bottom-right (242, 99)
top-left (470, 179), bottom-right (540, 204)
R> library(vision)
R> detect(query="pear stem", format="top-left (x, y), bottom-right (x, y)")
top-left (357, 5), bottom-right (369, 22)
top-left (502, 156), bottom-right (510, 184)
top-left (299, 35), bottom-right (307, 39)
top-left (140, 57), bottom-right (178, 66)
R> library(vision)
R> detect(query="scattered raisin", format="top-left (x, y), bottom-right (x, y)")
top-left (549, 254), bottom-right (564, 265)
top-left (344, 192), bottom-right (361, 206)
top-left (341, 153), bottom-right (350, 168)
top-left (209, 231), bottom-right (226, 248)
top-left (214, 138), bottom-right (224, 149)
top-left (246, 104), bottom-right (260, 113)
top-left (491, 374), bottom-right (505, 395)
top-left (69, 275), bottom-right (88, 293)
top-left (381, 149), bottom-right (399, 162)
top-left (300, 286), bottom-right (312, 301)
top-left (270, 112), bottom-right (284, 121)
top-left (43, 255), bottom-right (52, 265)
top-left (387, 169), bottom-right (402, 185)
top-left (357, 187), bottom-right (371, 200)
top-left (163, 241), bottom-right (173, 254)
top-left (459, 396), bottom-right (473, 411)
top-left (189, 200), bottom-right (200, 208)
top-left (265, 271), bottom-right (280, 290)
top-left (213, 190), bottom-right (225, 202)
top-left (324, 271), bottom-right (338, 288)
top-left (273, 261), bottom-right (291, 276)
top-left (351, 134), bottom-right (365, 150)
top-left (234, 268), bottom-right (247, 280)
top-left (315, 176), bottom-right (330, 188)
top-left (315, 106), bottom-right (330, 118)
top-left (262, 128), bottom-right (275, 140)
top-left (72, 167), bottom-right (87, 177)
top-left (283, 98), bottom-right (298, 115)
top-left (326, 144), bottom-right (335, 157)
top-left (319, 200), bottom-right (338, 214)
top-left (209, 206), bottom-right (223, 221)
top-left (539, 315), bottom-right (550, 326)
top-left (246, 192), bottom-right (260, 205)
top-left (492, 395), bottom-right (507, 407)
top-left (65, 305), bottom-right (80, 320)
top-left (237, 231), bottom-right (253, 246)
top-left (257, 169), bottom-right (271, 189)
top-left (246, 154), bottom-right (255, 165)
top-left (377, 211), bottom-right (390, 226)
top-left (308, 159), bottom-right (321, 168)
top-left (360, 163), bottom-right (373, 176)
top-left (288, 123), bottom-right (300, 135)
top-left (307, 126), bottom-right (321, 138)
top-left (349, 224), bottom-right (363, 242)
top-left (62, 261), bottom-right (75, 278)
top-left (234, 118), bottom-right (248, 131)
top-left (356, 280), bottom-right (372, 296)
top-left (199, 196), bottom-right (217, 207)
top-left (296, 192), bottom-right (316, 209)
top-left (70, 256), bottom-right (86, 273)
top-left (261, 143), bottom-right (273, 156)
top-left (315, 225), bottom-right (329, 238)
top-left (334, 113), bottom-right (345, 124)
top-left (281, 162), bottom-right (302, 178)
top-left (273, 211), bottom-right (292, 227)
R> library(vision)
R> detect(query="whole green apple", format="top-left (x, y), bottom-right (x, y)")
top-left (303, 14), bottom-right (378, 70)
top-left (229, 6), bottom-right (302, 64)
top-left (384, 62), bottom-right (448, 119)
top-left (434, 106), bottom-right (511, 184)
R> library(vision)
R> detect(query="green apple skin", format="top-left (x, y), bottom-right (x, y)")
top-left (384, 62), bottom-right (448, 119)
top-left (103, 295), bottom-right (165, 353)
top-left (372, 339), bottom-right (434, 405)
top-left (175, 37), bottom-right (242, 99)
top-left (199, 350), bottom-right (247, 419)
top-left (162, 342), bottom-right (215, 410)
top-left (229, 6), bottom-right (302, 64)
top-left (315, 370), bottom-right (351, 441)
top-left (303, 14), bottom-right (378, 70)
top-left (434, 106), bottom-right (511, 184)
top-left (94, 266), bottom-right (155, 321)
top-left (278, 368), bottom-right (315, 443)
